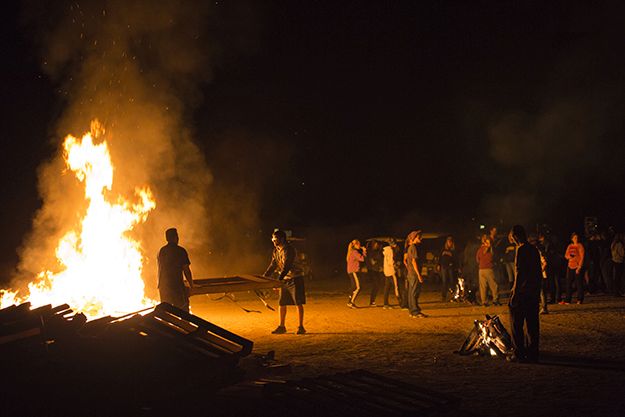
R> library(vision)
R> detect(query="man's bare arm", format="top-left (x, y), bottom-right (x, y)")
top-left (183, 265), bottom-right (193, 288)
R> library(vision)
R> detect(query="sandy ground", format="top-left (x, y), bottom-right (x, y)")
top-left (189, 278), bottom-right (625, 417)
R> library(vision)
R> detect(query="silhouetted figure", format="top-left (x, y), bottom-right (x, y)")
top-left (157, 228), bottom-right (193, 312)
top-left (438, 236), bottom-right (458, 302)
top-left (405, 230), bottom-right (427, 318)
top-left (366, 240), bottom-right (384, 306)
top-left (509, 225), bottom-right (542, 363)
top-left (265, 230), bottom-right (307, 334)
top-left (611, 233), bottom-right (624, 296)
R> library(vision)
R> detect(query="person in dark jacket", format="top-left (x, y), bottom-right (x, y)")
top-left (508, 225), bottom-right (542, 363)
top-left (366, 240), bottom-right (384, 306)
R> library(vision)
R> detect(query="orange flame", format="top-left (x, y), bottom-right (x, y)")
top-left (0, 120), bottom-right (156, 318)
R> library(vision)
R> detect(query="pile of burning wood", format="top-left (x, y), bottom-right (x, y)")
top-left (456, 314), bottom-right (514, 358)
top-left (0, 301), bottom-right (253, 416)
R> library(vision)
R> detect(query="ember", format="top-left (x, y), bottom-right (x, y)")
top-left (1, 121), bottom-right (156, 318)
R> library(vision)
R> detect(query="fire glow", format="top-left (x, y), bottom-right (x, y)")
top-left (0, 121), bottom-right (156, 318)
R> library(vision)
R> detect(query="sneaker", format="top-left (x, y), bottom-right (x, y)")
top-left (296, 326), bottom-right (306, 335)
top-left (409, 313), bottom-right (427, 318)
top-left (493, 301), bottom-right (502, 306)
top-left (383, 305), bottom-right (391, 310)
top-left (483, 303), bottom-right (490, 307)
top-left (271, 325), bottom-right (287, 334)
top-left (347, 302), bottom-right (357, 309)
top-left (576, 300), bottom-right (583, 305)
top-left (540, 308), bottom-right (549, 315)
top-left (558, 301), bottom-right (569, 305)
top-left (369, 302), bottom-right (377, 307)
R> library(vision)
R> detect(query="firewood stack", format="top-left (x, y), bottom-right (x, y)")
top-left (0, 301), bottom-right (253, 416)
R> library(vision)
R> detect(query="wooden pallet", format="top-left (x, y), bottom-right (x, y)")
top-left (259, 369), bottom-right (460, 417)
top-left (191, 274), bottom-right (282, 295)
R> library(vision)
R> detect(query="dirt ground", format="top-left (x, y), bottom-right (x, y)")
top-left (190, 278), bottom-right (625, 417)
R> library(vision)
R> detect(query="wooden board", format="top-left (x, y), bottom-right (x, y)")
top-left (190, 274), bottom-right (281, 295)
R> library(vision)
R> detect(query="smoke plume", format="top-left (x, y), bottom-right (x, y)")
top-left (15, 1), bottom-right (254, 294)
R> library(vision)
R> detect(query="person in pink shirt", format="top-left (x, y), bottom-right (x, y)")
top-left (476, 235), bottom-right (500, 306)
top-left (561, 232), bottom-right (585, 304)
top-left (346, 239), bottom-right (366, 308)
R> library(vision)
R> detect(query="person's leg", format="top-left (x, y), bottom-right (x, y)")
top-left (564, 267), bottom-right (573, 303)
top-left (575, 270), bottom-right (584, 303)
top-left (383, 276), bottom-right (391, 306)
top-left (526, 303), bottom-right (540, 362)
top-left (486, 269), bottom-right (499, 304)
top-left (414, 280), bottom-right (423, 314)
top-left (509, 306), bottom-right (526, 360)
top-left (440, 268), bottom-right (449, 301)
top-left (407, 276), bottom-right (418, 315)
top-left (297, 305), bottom-right (304, 327)
top-left (540, 279), bottom-right (548, 312)
top-left (370, 271), bottom-right (381, 305)
top-left (479, 270), bottom-right (488, 305)
top-left (350, 273), bottom-right (361, 304)
top-left (279, 305), bottom-right (287, 327)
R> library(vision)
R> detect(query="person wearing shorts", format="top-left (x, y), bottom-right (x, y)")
top-left (264, 229), bottom-right (307, 334)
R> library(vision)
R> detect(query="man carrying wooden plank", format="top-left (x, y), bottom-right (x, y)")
top-left (264, 230), bottom-right (306, 335)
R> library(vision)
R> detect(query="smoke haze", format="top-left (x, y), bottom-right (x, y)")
top-left (15, 0), bottom-right (259, 294)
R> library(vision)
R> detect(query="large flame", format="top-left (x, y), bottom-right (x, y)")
top-left (1, 120), bottom-right (156, 318)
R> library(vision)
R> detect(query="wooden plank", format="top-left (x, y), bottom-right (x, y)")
top-left (190, 279), bottom-right (281, 295)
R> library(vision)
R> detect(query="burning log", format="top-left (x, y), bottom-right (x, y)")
top-left (456, 314), bottom-right (514, 358)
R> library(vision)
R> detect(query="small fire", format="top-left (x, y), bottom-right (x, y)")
top-left (0, 120), bottom-right (156, 318)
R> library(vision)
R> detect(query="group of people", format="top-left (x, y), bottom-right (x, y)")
top-left (346, 230), bottom-right (427, 318)
top-left (154, 224), bottom-right (624, 364)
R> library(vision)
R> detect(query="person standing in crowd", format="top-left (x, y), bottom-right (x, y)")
top-left (610, 233), bottom-right (624, 297)
top-left (438, 236), bottom-right (458, 302)
top-left (366, 240), bottom-right (384, 306)
top-left (538, 232), bottom-right (560, 304)
top-left (265, 230), bottom-right (307, 334)
top-left (489, 226), bottom-right (504, 285)
top-left (503, 232), bottom-right (517, 289)
top-left (476, 235), bottom-right (500, 306)
top-left (530, 234), bottom-right (549, 315)
top-left (157, 228), bottom-right (194, 312)
top-left (382, 240), bottom-right (401, 309)
top-left (346, 239), bottom-right (366, 308)
top-left (509, 225), bottom-right (542, 363)
top-left (561, 232), bottom-right (585, 304)
top-left (405, 230), bottom-right (427, 318)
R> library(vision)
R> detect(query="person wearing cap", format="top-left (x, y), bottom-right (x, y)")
top-left (509, 225), bottom-right (542, 363)
top-left (157, 228), bottom-right (194, 312)
top-left (405, 230), bottom-right (427, 318)
top-left (264, 230), bottom-right (307, 334)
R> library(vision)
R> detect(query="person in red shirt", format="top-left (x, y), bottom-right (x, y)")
top-left (561, 232), bottom-right (585, 304)
top-left (476, 235), bottom-right (500, 306)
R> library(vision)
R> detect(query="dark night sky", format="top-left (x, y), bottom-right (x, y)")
top-left (2, 1), bottom-right (625, 276)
